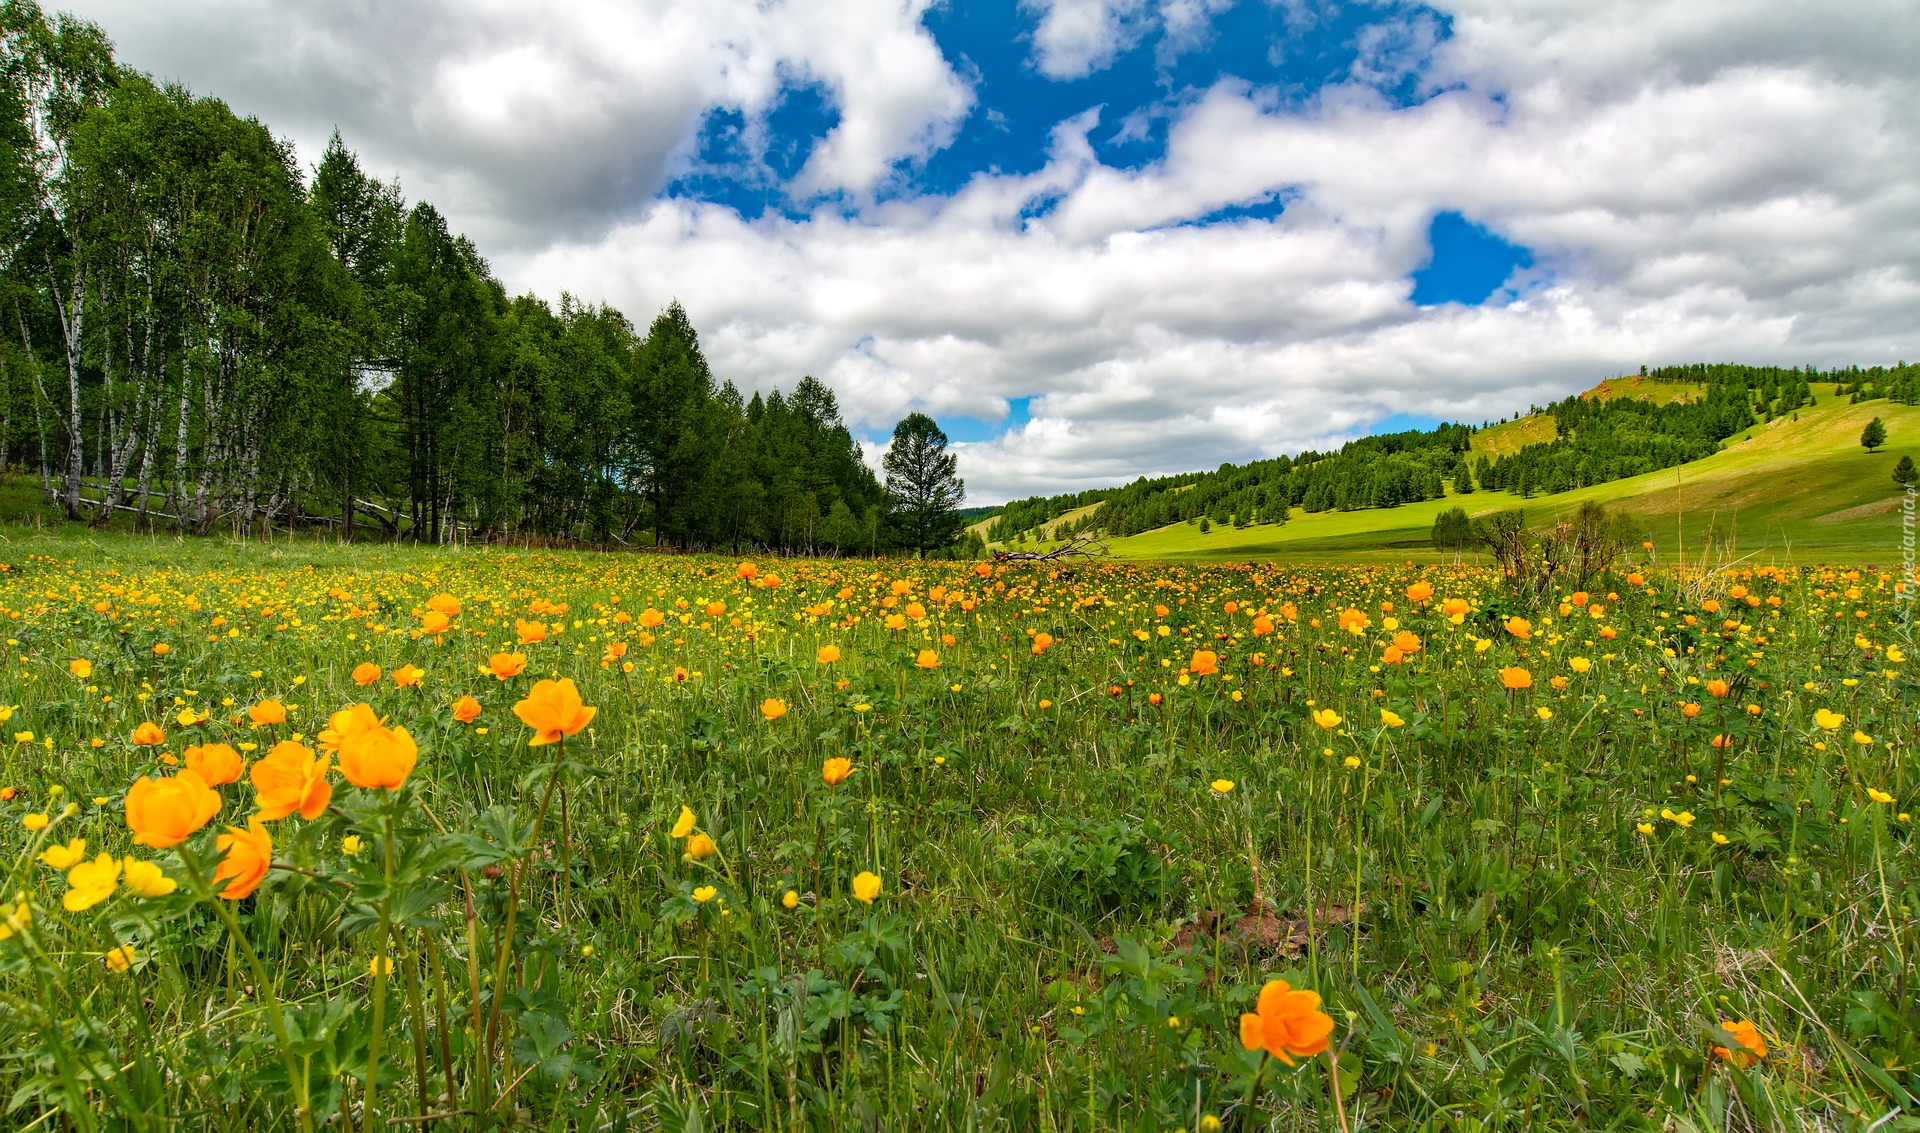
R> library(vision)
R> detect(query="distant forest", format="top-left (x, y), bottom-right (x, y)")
top-left (0, 4), bottom-right (980, 555)
top-left (987, 361), bottom-right (1920, 545)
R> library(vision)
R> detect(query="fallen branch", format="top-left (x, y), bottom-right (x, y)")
top-left (993, 531), bottom-right (1110, 563)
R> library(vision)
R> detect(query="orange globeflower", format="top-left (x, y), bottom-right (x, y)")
top-left (822, 757), bottom-right (854, 785)
top-left (515, 619), bottom-right (549, 644)
top-left (130, 721), bottom-right (165, 747)
top-left (914, 649), bottom-right (940, 669)
top-left (1441, 597), bottom-right (1470, 618)
top-left (1337, 608), bottom-right (1370, 635)
top-left (247, 699), bottom-right (287, 727)
top-left (351, 662), bottom-right (381, 686)
top-left (419, 611), bottom-right (452, 635)
top-left (761, 698), bottom-right (788, 721)
top-left (212, 817), bottom-right (272, 900)
top-left (1499, 667), bottom-right (1533, 690)
top-left (513, 678), bottom-right (596, 746)
top-left (427, 593), bottom-right (462, 617)
top-left (817, 645), bottom-right (841, 664)
top-left (184, 743), bottom-right (246, 786)
top-left (392, 664), bottom-right (425, 688)
top-left (318, 704), bottom-right (383, 752)
top-left (68, 658), bottom-right (92, 679)
top-left (451, 696), bottom-right (482, 723)
top-left (482, 652), bottom-right (528, 680)
top-left (1705, 678), bottom-right (1731, 698)
top-left (125, 770), bottom-right (222, 848)
top-left (1504, 616), bottom-right (1532, 639)
top-left (1713, 1020), bottom-right (1767, 1067)
top-left (1392, 630), bottom-right (1422, 654)
top-left (1031, 632), bottom-right (1054, 655)
top-left (1238, 979), bottom-right (1335, 1065)
top-left (1190, 650), bottom-right (1219, 676)
top-left (251, 742), bottom-right (333, 821)
top-left (639, 608), bottom-right (665, 628)
top-left (338, 722), bottom-right (418, 791)
top-left (736, 561), bottom-right (758, 579)
top-left (1406, 580), bottom-right (1433, 603)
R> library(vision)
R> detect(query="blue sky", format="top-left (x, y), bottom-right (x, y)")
top-left (70, 0), bottom-right (1920, 502)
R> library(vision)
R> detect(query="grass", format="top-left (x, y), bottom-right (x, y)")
top-left (0, 530), bottom-right (1914, 1129)
top-left (1103, 391), bottom-right (1920, 564)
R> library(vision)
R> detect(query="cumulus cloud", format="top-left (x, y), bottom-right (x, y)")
top-left (61, 0), bottom-right (1920, 503)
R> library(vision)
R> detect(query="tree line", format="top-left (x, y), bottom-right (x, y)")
top-left (0, 3), bottom-right (973, 555)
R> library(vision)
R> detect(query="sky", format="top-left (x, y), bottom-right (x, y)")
top-left (56, 0), bottom-right (1920, 504)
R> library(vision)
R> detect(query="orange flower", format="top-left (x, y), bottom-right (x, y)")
top-left (184, 743), bottom-right (245, 786)
top-left (515, 619), bottom-right (549, 644)
top-left (1441, 597), bottom-right (1470, 617)
top-left (247, 699), bottom-right (287, 727)
top-left (318, 703), bottom-right (382, 752)
top-left (1681, 702), bottom-right (1702, 718)
top-left (1337, 607), bottom-right (1370, 635)
top-left (1238, 979), bottom-right (1335, 1065)
top-left (392, 664), bottom-right (425, 688)
top-left (212, 817), bottom-right (272, 900)
top-left (427, 593), bottom-right (462, 617)
top-left (130, 721), bottom-right (165, 747)
top-left (1031, 632), bottom-right (1054, 655)
top-left (639, 608), bottom-right (665, 628)
top-left (915, 649), bottom-right (940, 669)
top-left (1705, 678), bottom-right (1731, 698)
top-left (351, 662), bottom-right (381, 686)
top-left (1504, 616), bottom-right (1532, 639)
top-left (251, 741), bottom-right (333, 821)
top-left (1499, 667), bottom-right (1533, 690)
top-left (1713, 1020), bottom-right (1767, 1067)
top-left (513, 678), bottom-right (596, 746)
top-left (481, 652), bottom-right (527, 680)
top-left (420, 611), bottom-right (452, 635)
top-left (1392, 630), bottom-right (1422, 654)
top-left (761, 698), bottom-right (788, 721)
top-left (823, 757), bottom-right (854, 785)
top-left (1251, 614), bottom-right (1274, 636)
top-left (1405, 580), bottom-right (1433, 603)
top-left (817, 645), bottom-right (841, 664)
top-left (451, 696), bottom-right (482, 723)
top-left (736, 561), bottom-right (758, 579)
top-left (337, 721), bottom-right (418, 791)
top-left (1188, 649), bottom-right (1219, 676)
top-left (125, 770), bottom-right (222, 848)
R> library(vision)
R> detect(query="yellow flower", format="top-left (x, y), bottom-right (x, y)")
top-left (0, 894), bottom-right (30, 940)
top-left (1711, 832), bottom-right (1730, 845)
top-left (68, 659), bottom-right (92, 679)
top-left (104, 944), bottom-right (135, 973)
top-left (1868, 788), bottom-right (1896, 804)
top-left (1854, 731), bottom-right (1875, 746)
top-left (21, 813), bottom-right (48, 831)
top-left (1536, 707), bottom-right (1553, 721)
top-left (1379, 709), bottom-right (1405, 727)
top-left (670, 806), bottom-right (697, 838)
top-left (851, 871), bottom-right (882, 904)
top-left (1210, 779), bottom-right (1235, 794)
top-left (1671, 810), bottom-right (1695, 828)
top-left (63, 852), bottom-right (123, 911)
top-left (692, 886), bottom-right (717, 903)
top-left (1343, 756), bottom-right (1362, 770)
top-left (782, 890), bottom-right (800, 909)
top-left (39, 838), bottom-right (87, 870)
top-left (342, 835), bottom-right (366, 855)
top-left (685, 833), bottom-right (716, 860)
top-left (1568, 657), bottom-right (1591, 673)
top-left (1813, 708), bottom-right (1844, 730)
top-left (1635, 822), bottom-right (1655, 835)
top-left (121, 858), bottom-right (177, 898)
top-left (1312, 708), bottom-right (1342, 729)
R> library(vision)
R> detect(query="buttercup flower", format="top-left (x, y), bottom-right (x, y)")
top-left (63, 852), bottom-right (123, 911)
top-left (40, 837), bottom-right (87, 870)
top-left (851, 871), bottom-right (881, 904)
top-left (125, 770), bottom-right (222, 848)
top-left (1238, 979), bottom-right (1335, 1065)
top-left (212, 817), bottom-right (272, 900)
top-left (251, 742), bottom-right (333, 821)
top-left (671, 806), bottom-right (697, 838)
top-left (121, 858), bottom-right (177, 898)
top-left (514, 678), bottom-right (596, 745)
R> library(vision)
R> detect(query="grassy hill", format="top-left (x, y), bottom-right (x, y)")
top-left (1097, 386), bottom-right (1914, 564)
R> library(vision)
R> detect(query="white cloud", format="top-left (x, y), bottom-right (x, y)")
top-left (57, 0), bottom-right (1920, 503)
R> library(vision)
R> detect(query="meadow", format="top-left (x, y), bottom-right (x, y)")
top-left (0, 531), bottom-right (1915, 1131)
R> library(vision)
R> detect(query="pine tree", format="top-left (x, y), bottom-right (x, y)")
top-left (882, 413), bottom-right (965, 556)
top-left (1895, 455), bottom-right (1916, 486)
top-left (1862, 417), bottom-right (1888, 452)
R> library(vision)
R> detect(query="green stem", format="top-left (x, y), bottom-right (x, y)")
top-left (363, 809), bottom-right (396, 1133)
top-left (178, 844), bottom-right (316, 1133)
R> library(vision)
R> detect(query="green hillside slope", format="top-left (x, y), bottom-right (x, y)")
top-left (1104, 393), bottom-right (1920, 563)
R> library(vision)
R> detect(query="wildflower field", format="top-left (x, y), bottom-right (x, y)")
top-left (0, 535), bottom-right (1915, 1131)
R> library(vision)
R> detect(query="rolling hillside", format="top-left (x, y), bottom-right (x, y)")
top-left (1097, 389), bottom-right (1915, 563)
